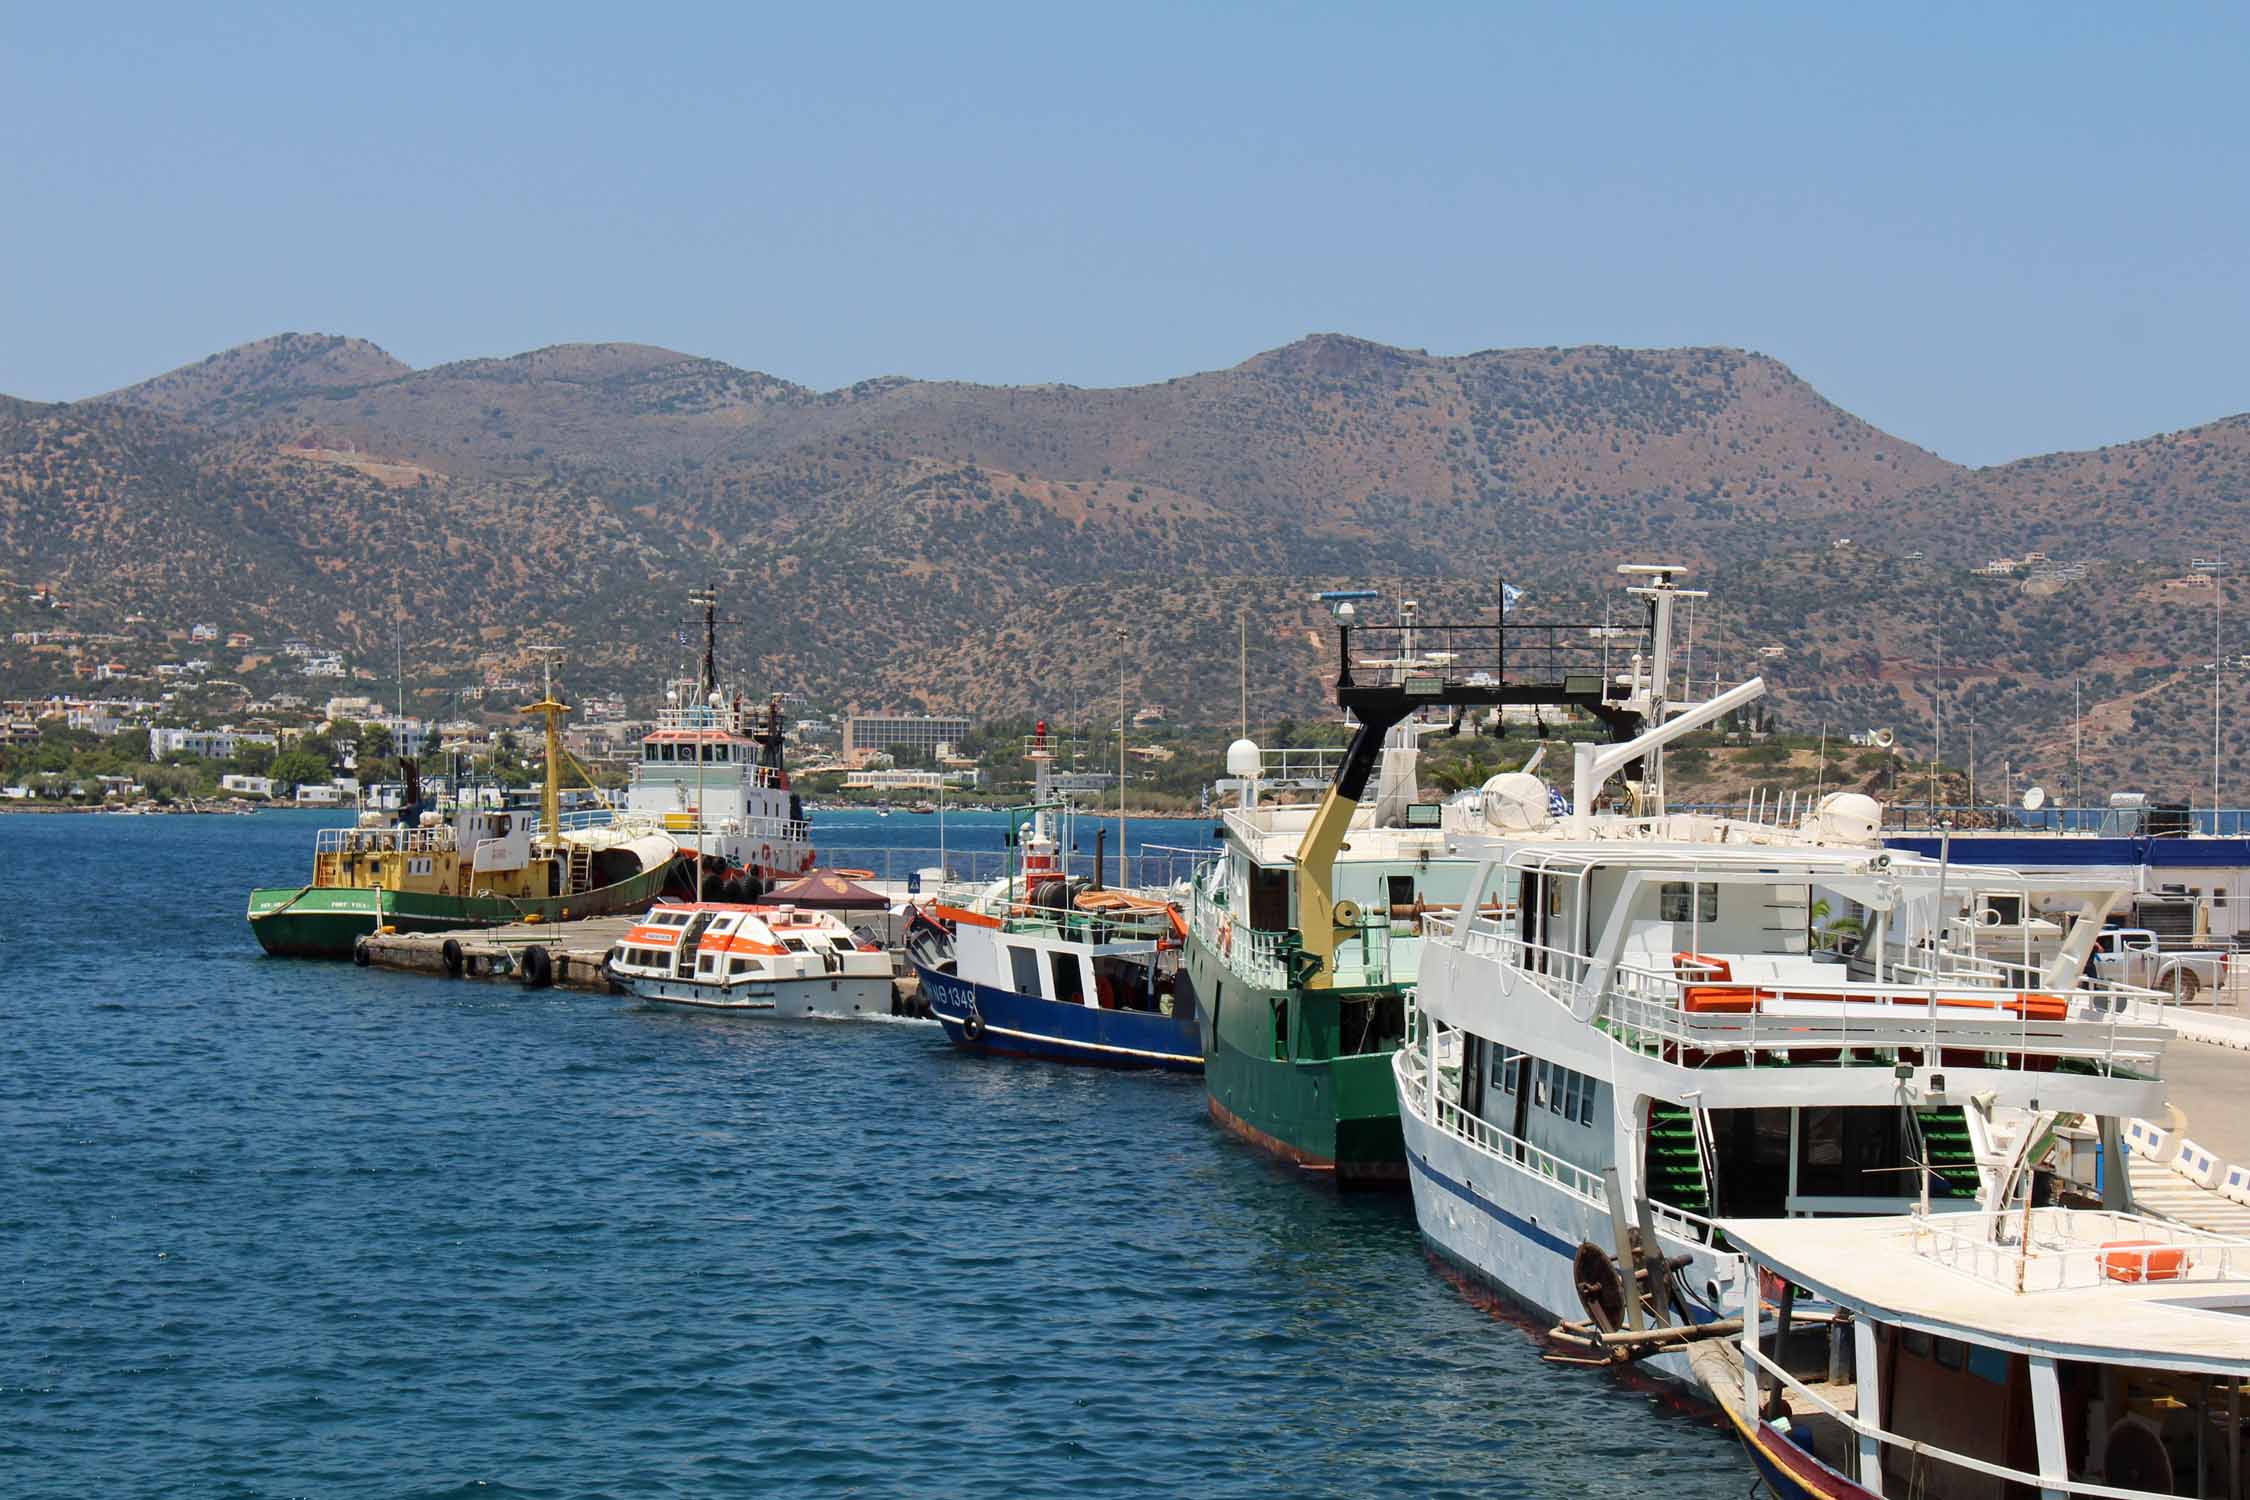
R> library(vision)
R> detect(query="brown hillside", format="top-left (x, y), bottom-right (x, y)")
top-left (3, 331), bottom-right (2241, 798)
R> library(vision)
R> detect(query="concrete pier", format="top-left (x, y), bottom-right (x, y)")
top-left (356, 909), bottom-right (920, 1001)
top-left (359, 915), bottom-right (640, 990)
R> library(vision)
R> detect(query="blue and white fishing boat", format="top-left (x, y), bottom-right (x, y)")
top-left (910, 897), bottom-right (1199, 1071)
top-left (907, 725), bottom-right (1199, 1071)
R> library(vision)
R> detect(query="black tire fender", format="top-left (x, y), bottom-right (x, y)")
top-left (440, 938), bottom-right (465, 977)
top-left (962, 1005), bottom-right (986, 1043)
top-left (520, 944), bottom-right (555, 989)
top-left (352, 937), bottom-right (373, 967)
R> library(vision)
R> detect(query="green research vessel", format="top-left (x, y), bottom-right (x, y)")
top-left (1182, 593), bottom-right (1642, 1184)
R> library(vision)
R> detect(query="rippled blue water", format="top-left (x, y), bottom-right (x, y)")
top-left (1, 811), bottom-right (1749, 1497)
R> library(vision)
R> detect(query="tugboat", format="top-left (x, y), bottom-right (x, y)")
top-left (908, 724), bottom-right (1199, 1070)
top-left (619, 587), bottom-right (816, 894)
top-left (246, 662), bottom-right (684, 958)
top-left (1180, 591), bottom-right (1639, 1184)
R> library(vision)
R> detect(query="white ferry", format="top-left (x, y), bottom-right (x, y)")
top-left (1387, 566), bottom-right (2179, 1389)
top-left (608, 902), bottom-right (903, 1018)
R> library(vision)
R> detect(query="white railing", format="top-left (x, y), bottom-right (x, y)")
top-left (1907, 1207), bottom-right (2250, 1293)
top-left (1601, 985), bottom-right (2169, 1074)
top-left (1396, 1044), bottom-right (1608, 1208)
top-left (1398, 1039), bottom-right (1723, 1245)
top-left (315, 826), bottom-right (458, 855)
top-left (1252, 745), bottom-right (1345, 785)
top-left (1444, 922), bottom-right (2170, 1075)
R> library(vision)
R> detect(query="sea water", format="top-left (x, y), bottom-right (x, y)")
top-left (0, 810), bottom-right (1747, 1497)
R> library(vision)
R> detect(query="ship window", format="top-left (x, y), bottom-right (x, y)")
top-left (714, 745), bottom-right (729, 762)
top-left (1009, 945), bottom-right (1041, 996)
top-left (1272, 998), bottom-right (1288, 1060)
top-left (1932, 1337), bottom-right (1964, 1372)
top-left (1660, 882), bottom-right (1719, 923)
top-left (1981, 893), bottom-right (2024, 926)
top-left (1533, 1060), bottom-right (1551, 1110)
top-left (1579, 1078), bottom-right (1595, 1127)
top-left (659, 743), bottom-right (674, 762)
top-left (1495, 1046), bottom-right (1519, 1093)
top-left (699, 954), bottom-right (716, 973)
top-left (731, 958), bottom-right (751, 976)
top-left (1050, 951), bottom-right (1085, 1006)
top-left (1901, 1328), bottom-right (1933, 1359)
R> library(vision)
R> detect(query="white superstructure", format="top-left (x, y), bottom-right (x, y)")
top-left (610, 902), bottom-right (900, 1019)
top-left (619, 686), bottom-right (815, 887)
top-left (1393, 566), bottom-right (2183, 1389)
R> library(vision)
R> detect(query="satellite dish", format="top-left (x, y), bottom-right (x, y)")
top-left (2023, 785), bottom-right (2048, 812)
top-left (1870, 727), bottom-right (1895, 750)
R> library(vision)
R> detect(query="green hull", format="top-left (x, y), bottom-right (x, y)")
top-left (247, 858), bottom-right (680, 959)
top-left (1185, 930), bottom-right (1407, 1185)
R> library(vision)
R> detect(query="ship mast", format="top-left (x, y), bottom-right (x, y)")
top-left (522, 644), bottom-right (569, 846)
top-left (692, 585), bottom-right (721, 704)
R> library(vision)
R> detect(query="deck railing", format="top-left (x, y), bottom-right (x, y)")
top-left (1395, 1038), bottom-right (1721, 1246)
top-left (1907, 1207), bottom-right (2250, 1292)
top-left (1184, 877), bottom-right (1420, 990)
top-left (1448, 915), bottom-right (2169, 1075)
top-left (314, 825), bottom-right (457, 855)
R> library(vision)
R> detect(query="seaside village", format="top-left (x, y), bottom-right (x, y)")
top-left (0, 601), bottom-right (1085, 809)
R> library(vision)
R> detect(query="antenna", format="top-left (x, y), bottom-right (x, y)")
top-left (1239, 608), bottom-right (1248, 741)
top-left (684, 585), bottom-right (740, 703)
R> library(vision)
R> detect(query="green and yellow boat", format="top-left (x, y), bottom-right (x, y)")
top-left (1182, 596), bottom-right (1640, 1184)
top-left (247, 686), bottom-right (688, 959)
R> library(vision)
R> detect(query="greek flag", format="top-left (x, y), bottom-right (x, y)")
top-left (1547, 786), bottom-right (1572, 817)
top-left (1502, 583), bottom-right (1525, 614)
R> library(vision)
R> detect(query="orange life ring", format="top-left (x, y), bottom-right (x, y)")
top-left (834, 868), bottom-right (877, 880)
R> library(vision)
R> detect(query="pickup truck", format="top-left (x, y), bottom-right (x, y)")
top-left (2090, 927), bottom-right (2230, 1001)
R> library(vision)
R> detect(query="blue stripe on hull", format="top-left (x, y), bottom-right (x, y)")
top-left (913, 962), bottom-right (1202, 1073)
top-left (1406, 1141), bottom-right (1721, 1327)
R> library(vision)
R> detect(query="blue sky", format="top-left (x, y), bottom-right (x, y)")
top-left (2, 3), bottom-right (2242, 465)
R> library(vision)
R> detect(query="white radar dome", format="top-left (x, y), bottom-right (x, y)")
top-left (1480, 772), bottom-right (1554, 833)
top-left (1226, 738), bottom-right (1262, 777)
top-left (1808, 791), bottom-right (1883, 847)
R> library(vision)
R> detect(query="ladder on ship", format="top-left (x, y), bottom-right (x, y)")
top-left (1911, 1104), bottom-right (1980, 1201)
top-left (566, 842), bottom-right (592, 895)
top-left (1645, 1101), bottom-right (1711, 1216)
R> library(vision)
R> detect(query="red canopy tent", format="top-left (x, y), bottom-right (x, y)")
top-left (761, 870), bottom-right (890, 908)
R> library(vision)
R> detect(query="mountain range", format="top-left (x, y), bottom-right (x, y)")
top-left (5, 329), bottom-right (2247, 796)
